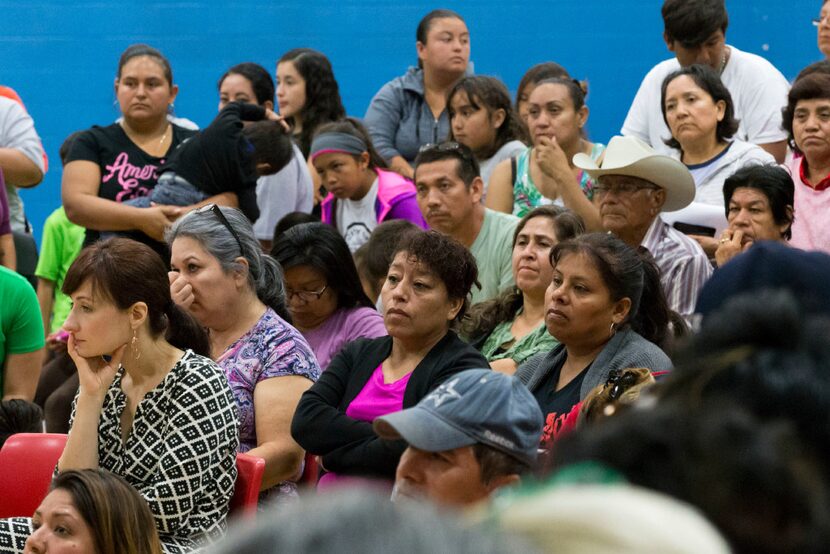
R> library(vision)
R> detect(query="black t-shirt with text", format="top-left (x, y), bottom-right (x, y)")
top-left (66, 122), bottom-right (196, 253)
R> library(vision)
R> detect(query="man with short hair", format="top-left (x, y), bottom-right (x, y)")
top-left (414, 143), bottom-right (517, 304)
top-left (575, 136), bottom-right (712, 323)
top-left (374, 368), bottom-right (543, 508)
top-left (622, 0), bottom-right (789, 163)
top-left (714, 164), bottom-right (794, 267)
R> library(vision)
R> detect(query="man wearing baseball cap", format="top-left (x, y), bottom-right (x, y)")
top-left (374, 369), bottom-right (543, 508)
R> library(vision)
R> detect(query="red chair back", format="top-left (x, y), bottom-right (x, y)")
top-left (300, 451), bottom-right (319, 486)
top-left (0, 433), bottom-right (68, 518)
top-left (229, 452), bottom-right (264, 518)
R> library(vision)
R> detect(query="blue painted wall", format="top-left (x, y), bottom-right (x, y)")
top-left (0, 1), bottom-right (821, 244)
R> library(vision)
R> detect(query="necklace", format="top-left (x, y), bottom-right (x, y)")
top-left (158, 124), bottom-right (170, 147)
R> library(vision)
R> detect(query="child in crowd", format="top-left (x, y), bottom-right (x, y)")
top-left (311, 118), bottom-right (426, 253)
top-left (122, 102), bottom-right (293, 223)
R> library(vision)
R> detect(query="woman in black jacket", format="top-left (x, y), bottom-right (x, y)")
top-left (291, 230), bottom-right (488, 485)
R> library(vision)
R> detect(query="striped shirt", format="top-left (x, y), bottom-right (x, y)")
top-left (641, 218), bottom-right (713, 323)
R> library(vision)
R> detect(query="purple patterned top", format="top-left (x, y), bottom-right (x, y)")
top-left (216, 307), bottom-right (320, 503)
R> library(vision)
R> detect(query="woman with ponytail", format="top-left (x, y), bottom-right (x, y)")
top-left (167, 205), bottom-right (320, 504)
top-left (0, 237), bottom-right (238, 553)
top-left (515, 233), bottom-right (674, 451)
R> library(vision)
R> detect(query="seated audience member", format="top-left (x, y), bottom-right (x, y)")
top-left (364, 9), bottom-right (471, 178)
top-left (217, 63), bottom-right (314, 250)
top-left (514, 62), bottom-right (571, 124)
top-left (0, 86), bottom-right (46, 233)
top-left (62, 45), bottom-right (200, 257)
top-left (553, 293), bottom-right (830, 553)
top-left (714, 165), bottom-right (794, 267)
top-left (168, 206), bottom-right (319, 504)
top-left (816, 2), bottom-right (830, 60)
top-left (276, 48), bottom-right (346, 159)
top-left (414, 142), bottom-right (517, 304)
top-left (516, 233), bottom-right (673, 450)
top-left (575, 135), bottom-right (711, 322)
top-left (374, 369), bottom-right (543, 508)
top-left (447, 76), bottom-right (526, 188)
top-left (207, 489), bottom-right (530, 554)
top-left (1, 264), bottom-right (44, 402)
top-left (0, 238), bottom-right (238, 553)
top-left (33, 133), bottom-right (86, 433)
top-left (696, 241), bottom-right (830, 320)
top-left (622, 0), bottom-right (790, 163)
top-left (463, 206), bottom-right (584, 375)
top-left (0, 177), bottom-right (13, 269)
top-left (24, 469), bottom-right (162, 554)
top-left (355, 219), bottom-right (420, 305)
top-left (782, 72), bottom-right (830, 254)
top-left (119, 102), bottom-right (292, 224)
top-left (271, 223), bottom-right (386, 370)
top-left (487, 78), bottom-right (603, 230)
top-left (495, 484), bottom-right (730, 554)
top-left (311, 118), bottom-right (427, 253)
top-left (660, 64), bottom-right (774, 254)
top-left (0, 398), bottom-right (42, 448)
top-left (291, 231), bottom-right (488, 485)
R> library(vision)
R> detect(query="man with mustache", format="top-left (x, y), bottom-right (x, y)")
top-left (414, 142), bottom-right (518, 304)
top-left (374, 369), bottom-right (542, 508)
top-left (574, 136), bottom-right (711, 324)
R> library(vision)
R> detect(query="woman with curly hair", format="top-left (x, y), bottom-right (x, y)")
top-left (463, 206), bottom-right (584, 375)
top-left (276, 48), bottom-right (346, 158)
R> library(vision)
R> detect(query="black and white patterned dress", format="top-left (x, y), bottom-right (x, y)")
top-left (0, 350), bottom-right (239, 554)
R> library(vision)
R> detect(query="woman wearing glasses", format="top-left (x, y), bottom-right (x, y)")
top-left (271, 222), bottom-right (386, 370)
top-left (291, 230), bottom-right (488, 486)
top-left (167, 205), bottom-right (320, 505)
top-left (515, 233), bottom-right (673, 450)
top-left (311, 118), bottom-right (426, 253)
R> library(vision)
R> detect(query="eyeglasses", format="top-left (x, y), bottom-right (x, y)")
top-left (813, 15), bottom-right (830, 27)
top-left (604, 369), bottom-right (640, 401)
top-left (286, 285), bottom-right (328, 304)
top-left (194, 204), bottom-right (244, 256)
top-left (417, 141), bottom-right (476, 162)
top-left (594, 182), bottom-right (660, 197)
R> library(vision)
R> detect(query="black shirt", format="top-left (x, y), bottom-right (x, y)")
top-left (162, 102), bottom-right (266, 222)
top-left (66, 122), bottom-right (196, 255)
top-left (533, 356), bottom-right (590, 424)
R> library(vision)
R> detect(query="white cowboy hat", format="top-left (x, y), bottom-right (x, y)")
top-left (574, 136), bottom-right (695, 212)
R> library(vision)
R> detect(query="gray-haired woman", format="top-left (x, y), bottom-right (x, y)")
top-left (167, 205), bottom-right (320, 504)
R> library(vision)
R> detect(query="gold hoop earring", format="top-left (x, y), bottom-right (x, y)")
top-left (131, 329), bottom-right (141, 360)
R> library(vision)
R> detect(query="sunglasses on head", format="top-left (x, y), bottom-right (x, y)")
top-left (194, 204), bottom-right (244, 256)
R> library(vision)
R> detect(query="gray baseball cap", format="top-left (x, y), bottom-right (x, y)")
top-left (374, 369), bottom-right (544, 467)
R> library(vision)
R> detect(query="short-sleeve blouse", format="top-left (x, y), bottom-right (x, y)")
top-left (215, 307), bottom-right (321, 503)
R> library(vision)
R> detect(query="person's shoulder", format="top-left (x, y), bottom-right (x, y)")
top-left (0, 264), bottom-right (34, 292)
top-left (616, 329), bottom-right (672, 368)
top-left (373, 67), bottom-right (423, 97)
top-left (485, 208), bottom-right (520, 234)
top-left (728, 46), bottom-right (787, 79)
top-left (727, 140), bottom-right (776, 164)
top-left (640, 57), bottom-right (682, 86)
top-left (172, 123), bottom-right (198, 140)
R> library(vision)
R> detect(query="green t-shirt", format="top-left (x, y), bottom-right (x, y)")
top-left (34, 207), bottom-right (85, 333)
top-left (469, 209), bottom-right (519, 305)
top-left (0, 265), bottom-right (45, 393)
top-left (481, 315), bottom-right (559, 366)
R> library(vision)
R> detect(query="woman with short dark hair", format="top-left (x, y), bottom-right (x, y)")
top-left (781, 71), bottom-right (830, 254)
top-left (291, 230), bottom-right (488, 485)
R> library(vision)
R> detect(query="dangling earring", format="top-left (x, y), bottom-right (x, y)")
top-left (609, 322), bottom-right (617, 337)
top-left (131, 329), bottom-right (141, 360)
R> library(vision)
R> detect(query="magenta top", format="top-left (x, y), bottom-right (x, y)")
top-left (317, 364), bottom-right (412, 490)
top-left (303, 307), bottom-right (387, 370)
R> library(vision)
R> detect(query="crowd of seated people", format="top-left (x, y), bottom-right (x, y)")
top-left (1, 1), bottom-right (830, 552)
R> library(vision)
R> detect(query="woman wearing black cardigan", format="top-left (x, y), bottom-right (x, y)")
top-left (291, 231), bottom-right (488, 484)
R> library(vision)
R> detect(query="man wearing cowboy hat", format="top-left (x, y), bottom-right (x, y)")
top-left (575, 135), bottom-right (712, 323)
